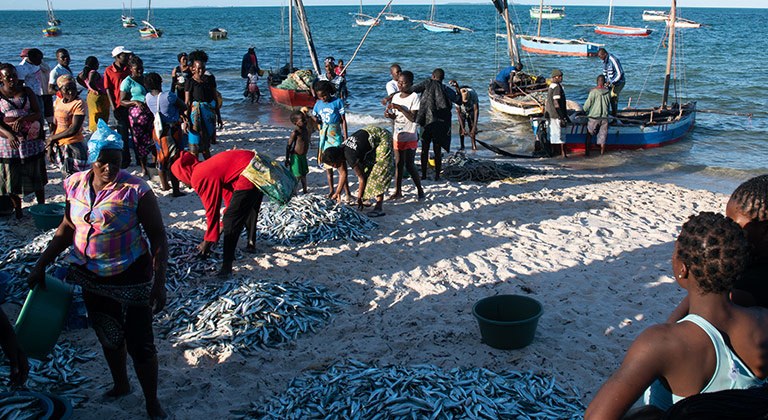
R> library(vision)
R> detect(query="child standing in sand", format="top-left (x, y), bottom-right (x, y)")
top-left (385, 70), bottom-right (424, 201)
top-left (312, 80), bottom-right (350, 202)
top-left (246, 65), bottom-right (260, 103)
top-left (286, 111), bottom-right (310, 193)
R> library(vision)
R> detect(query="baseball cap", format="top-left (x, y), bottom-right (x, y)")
top-left (111, 46), bottom-right (132, 57)
top-left (20, 48), bottom-right (30, 57)
top-left (551, 69), bottom-right (563, 77)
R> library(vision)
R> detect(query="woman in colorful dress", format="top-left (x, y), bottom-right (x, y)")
top-left (27, 136), bottom-right (168, 420)
top-left (48, 75), bottom-right (89, 176)
top-left (144, 72), bottom-right (187, 196)
top-left (184, 50), bottom-right (221, 160)
top-left (119, 55), bottom-right (154, 178)
top-left (0, 64), bottom-right (46, 219)
top-left (77, 56), bottom-right (111, 132)
top-left (321, 126), bottom-right (394, 217)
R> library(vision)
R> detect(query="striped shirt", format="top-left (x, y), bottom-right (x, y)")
top-left (602, 53), bottom-right (625, 85)
top-left (64, 170), bottom-right (150, 277)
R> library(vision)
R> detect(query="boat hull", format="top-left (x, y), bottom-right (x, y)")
top-left (268, 84), bottom-right (316, 109)
top-left (384, 14), bottom-right (407, 21)
top-left (42, 26), bottom-right (61, 37)
top-left (355, 18), bottom-right (380, 26)
top-left (594, 25), bottom-right (652, 36)
top-left (488, 85), bottom-right (547, 117)
top-left (529, 11), bottom-right (564, 19)
top-left (666, 20), bottom-right (701, 28)
top-left (642, 11), bottom-right (667, 21)
top-left (423, 22), bottom-right (458, 33)
top-left (519, 36), bottom-right (599, 57)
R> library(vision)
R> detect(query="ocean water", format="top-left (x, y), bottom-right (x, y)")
top-left (2, 5), bottom-right (766, 190)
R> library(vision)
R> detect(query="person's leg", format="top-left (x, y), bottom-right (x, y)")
top-left (325, 167), bottom-right (335, 197)
top-left (34, 189), bottom-right (45, 205)
top-left (390, 148), bottom-right (403, 199)
top-left (115, 107), bottom-right (132, 168)
top-left (433, 139), bottom-right (442, 181)
top-left (221, 189), bottom-right (262, 275)
top-left (404, 149), bottom-right (424, 199)
top-left (9, 194), bottom-right (22, 219)
top-left (82, 291), bottom-right (131, 397)
top-left (124, 304), bottom-right (166, 419)
top-left (459, 118), bottom-right (466, 150)
top-left (598, 119), bottom-right (608, 156)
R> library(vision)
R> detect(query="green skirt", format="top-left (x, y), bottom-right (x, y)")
top-left (361, 126), bottom-right (395, 200)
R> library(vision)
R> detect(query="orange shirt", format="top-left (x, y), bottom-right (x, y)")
top-left (53, 97), bottom-right (85, 146)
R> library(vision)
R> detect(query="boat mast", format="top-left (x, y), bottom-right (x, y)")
top-left (289, 0), bottom-right (293, 71)
top-left (661, 0), bottom-right (676, 108)
top-left (293, 0), bottom-right (321, 76)
top-left (607, 0), bottom-right (613, 25)
top-left (430, 0), bottom-right (436, 21)
top-left (146, 0), bottom-right (151, 24)
top-left (536, 0), bottom-right (543, 37)
top-left (129, 0), bottom-right (133, 17)
top-left (495, 0), bottom-right (520, 67)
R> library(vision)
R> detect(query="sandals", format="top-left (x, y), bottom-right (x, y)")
top-left (366, 209), bottom-right (385, 218)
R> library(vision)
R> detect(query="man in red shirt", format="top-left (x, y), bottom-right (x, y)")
top-left (103, 46), bottom-right (133, 168)
top-left (171, 150), bottom-right (264, 277)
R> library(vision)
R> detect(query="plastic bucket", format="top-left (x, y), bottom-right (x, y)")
top-left (45, 393), bottom-right (73, 420)
top-left (14, 275), bottom-right (73, 360)
top-left (472, 294), bottom-right (543, 350)
top-left (29, 203), bottom-right (66, 231)
top-left (0, 391), bottom-right (55, 420)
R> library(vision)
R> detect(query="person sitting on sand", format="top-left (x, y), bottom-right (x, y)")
top-left (286, 111), bottom-right (310, 194)
top-left (385, 70), bottom-right (424, 201)
top-left (582, 74), bottom-right (611, 156)
top-left (48, 75), bottom-right (89, 177)
top-left (312, 80), bottom-right (350, 202)
top-left (171, 150), bottom-right (264, 277)
top-left (27, 135), bottom-right (168, 420)
top-left (321, 126), bottom-right (394, 218)
top-left (584, 212), bottom-right (768, 420)
top-left (456, 86), bottom-right (479, 151)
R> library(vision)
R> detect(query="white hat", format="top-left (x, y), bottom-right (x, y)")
top-left (111, 46), bottom-right (132, 57)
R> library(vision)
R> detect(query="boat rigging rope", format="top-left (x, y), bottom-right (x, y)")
top-left (636, 25), bottom-right (667, 105)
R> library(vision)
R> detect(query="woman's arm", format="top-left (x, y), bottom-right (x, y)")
top-left (16, 88), bottom-right (41, 124)
top-left (48, 114), bottom-right (84, 144)
top-left (332, 163), bottom-right (348, 201)
top-left (0, 122), bottom-right (20, 149)
top-left (119, 90), bottom-right (144, 109)
top-left (352, 164), bottom-right (366, 208)
top-left (341, 113), bottom-right (348, 139)
top-left (136, 191), bottom-right (168, 314)
top-left (27, 201), bottom-right (76, 290)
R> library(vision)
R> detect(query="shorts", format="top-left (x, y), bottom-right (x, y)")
top-left (290, 154), bottom-right (308, 177)
top-left (394, 131), bottom-right (418, 151)
top-left (587, 118), bottom-right (609, 145)
top-left (421, 120), bottom-right (451, 151)
top-left (547, 118), bottom-right (564, 145)
top-left (248, 84), bottom-right (260, 94)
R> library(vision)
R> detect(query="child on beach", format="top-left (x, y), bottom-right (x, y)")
top-left (584, 212), bottom-right (768, 420)
top-left (335, 59), bottom-right (346, 78)
top-left (246, 65), bottom-right (260, 103)
top-left (286, 111), bottom-right (310, 193)
top-left (312, 80), bottom-right (350, 202)
top-left (385, 70), bottom-right (424, 200)
top-left (457, 86), bottom-right (479, 151)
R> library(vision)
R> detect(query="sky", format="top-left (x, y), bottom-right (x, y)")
top-left (5, 0), bottom-right (766, 11)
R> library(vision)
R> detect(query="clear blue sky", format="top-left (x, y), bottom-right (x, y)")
top-left (5, 0), bottom-right (765, 11)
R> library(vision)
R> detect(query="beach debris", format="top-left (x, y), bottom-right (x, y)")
top-left (0, 394), bottom-right (46, 419)
top-left (0, 229), bottom-right (68, 304)
top-left (166, 227), bottom-right (220, 292)
top-left (442, 151), bottom-right (540, 183)
top-left (157, 278), bottom-right (344, 354)
top-left (256, 194), bottom-right (377, 246)
top-left (0, 342), bottom-right (97, 407)
top-left (233, 360), bottom-right (584, 419)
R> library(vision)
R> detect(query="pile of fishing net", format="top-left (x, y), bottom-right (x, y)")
top-left (256, 194), bottom-right (378, 246)
top-left (233, 360), bottom-right (584, 419)
top-left (276, 70), bottom-right (316, 91)
top-left (442, 151), bottom-right (541, 183)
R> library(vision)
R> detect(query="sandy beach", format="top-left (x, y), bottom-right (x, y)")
top-left (2, 120), bottom-right (730, 419)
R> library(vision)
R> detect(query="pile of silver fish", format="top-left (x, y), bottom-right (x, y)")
top-left (0, 343), bottom-right (96, 407)
top-left (257, 194), bottom-right (377, 246)
top-left (165, 227), bottom-right (219, 292)
top-left (234, 360), bottom-right (584, 420)
top-left (157, 279), bottom-right (344, 354)
top-left (443, 152), bottom-right (540, 183)
top-left (0, 394), bottom-right (46, 420)
top-left (0, 229), bottom-right (67, 303)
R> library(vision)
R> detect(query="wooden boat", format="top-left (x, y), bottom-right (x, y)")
top-left (43, 0), bottom-right (61, 37)
top-left (383, 5), bottom-right (408, 21)
top-left (139, 0), bottom-right (162, 37)
top-left (352, 1), bottom-right (380, 26)
top-left (594, 0), bottom-right (652, 36)
top-left (665, 17), bottom-right (701, 28)
top-left (642, 10), bottom-right (668, 21)
top-left (529, 5), bottom-right (565, 20)
top-left (411, 0), bottom-right (472, 33)
top-left (534, 1), bottom-right (695, 154)
top-left (519, 0), bottom-right (600, 56)
top-left (122, 1), bottom-right (137, 27)
top-left (209, 27), bottom-right (228, 40)
top-left (268, 0), bottom-right (320, 109)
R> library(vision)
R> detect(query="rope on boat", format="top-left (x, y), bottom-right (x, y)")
top-left (341, 0), bottom-right (394, 75)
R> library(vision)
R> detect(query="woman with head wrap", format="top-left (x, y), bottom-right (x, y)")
top-left (77, 56), bottom-right (110, 132)
top-left (119, 55), bottom-right (155, 178)
top-left (144, 72), bottom-right (187, 196)
top-left (27, 136), bottom-right (168, 420)
top-left (48, 74), bottom-right (88, 177)
top-left (171, 150), bottom-right (263, 277)
top-left (0, 63), bottom-right (46, 219)
top-left (184, 50), bottom-right (221, 160)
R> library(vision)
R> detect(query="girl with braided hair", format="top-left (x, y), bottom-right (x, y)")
top-left (585, 212), bottom-right (768, 420)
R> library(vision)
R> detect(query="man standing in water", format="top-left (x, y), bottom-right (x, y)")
top-left (240, 47), bottom-right (260, 96)
top-left (104, 46), bottom-right (133, 167)
top-left (597, 48), bottom-right (625, 116)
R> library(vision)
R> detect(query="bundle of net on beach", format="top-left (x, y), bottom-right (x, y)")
top-left (233, 360), bottom-right (584, 419)
top-left (442, 151), bottom-right (540, 183)
top-left (256, 194), bottom-right (377, 246)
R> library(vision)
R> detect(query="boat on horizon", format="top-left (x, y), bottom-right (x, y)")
top-left (139, 0), bottom-right (162, 37)
top-left (122, 1), bottom-right (137, 27)
top-left (517, 0), bottom-right (600, 56)
top-left (593, 0), bottom-right (653, 36)
top-left (43, 0), bottom-right (62, 37)
top-left (351, 0), bottom-right (380, 26)
top-left (410, 0), bottom-right (472, 33)
top-left (383, 4), bottom-right (408, 21)
top-left (529, 5), bottom-right (565, 20)
top-left (209, 27), bottom-right (228, 40)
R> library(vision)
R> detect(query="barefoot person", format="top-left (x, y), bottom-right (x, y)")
top-left (582, 74), bottom-right (611, 156)
top-left (145, 72), bottom-right (187, 196)
top-left (286, 111), bottom-right (309, 194)
top-left (584, 212), bottom-right (768, 420)
top-left (0, 308), bottom-right (28, 388)
top-left (77, 56), bottom-right (110, 132)
top-left (119, 55), bottom-right (154, 178)
top-left (312, 80), bottom-right (350, 201)
top-left (321, 126), bottom-right (394, 217)
top-left (456, 86), bottom-right (479, 151)
top-left (385, 70), bottom-right (424, 200)
top-left (544, 69), bottom-right (570, 158)
top-left (171, 150), bottom-right (264, 277)
top-left (27, 136), bottom-right (168, 420)
top-left (48, 75), bottom-right (89, 177)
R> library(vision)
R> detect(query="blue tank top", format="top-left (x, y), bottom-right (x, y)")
top-left (643, 314), bottom-right (766, 411)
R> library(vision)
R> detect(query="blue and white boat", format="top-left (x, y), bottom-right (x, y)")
top-left (518, 35), bottom-right (602, 57)
top-left (413, 0), bottom-right (472, 33)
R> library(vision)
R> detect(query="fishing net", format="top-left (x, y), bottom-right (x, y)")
top-left (442, 151), bottom-right (541, 183)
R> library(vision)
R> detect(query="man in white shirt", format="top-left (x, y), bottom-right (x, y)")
top-left (16, 48), bottom-right (47, 131)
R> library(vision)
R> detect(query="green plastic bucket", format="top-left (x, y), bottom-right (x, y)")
top-left (29, 203), bottom-right (66, 231)
top-left (472, 295), bottom-right (543, 350)
top-left (14, 275), bottom-right (73, 360)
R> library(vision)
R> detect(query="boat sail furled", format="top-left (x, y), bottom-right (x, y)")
top-left (410, 0), bottom-right (472, 33)
top-left (594, 0), bottom-right (652, 36)
top-left (139, 0), bottom-right (163, 38)
top-left (122, 1), bottom-right (137, 28)
top-left (43, 0), bottom-right (62, 37)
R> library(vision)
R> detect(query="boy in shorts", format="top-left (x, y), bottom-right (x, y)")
top-left (286, 111), bottom-right (310, 193)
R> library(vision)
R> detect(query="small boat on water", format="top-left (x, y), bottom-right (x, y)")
top-left (383, 5), bottom-right (408, 21)
top-left (122, 1), bottom-right (137, 27)
top-left (518, 0), bottom-right (600, 56)
top-left (43, 0), bottom-right (61, 37)
top-left (529, 5), bottom-right (565, 20)
top-left (351, 1), bottom-right (380, 26)
top-left (411, 0), bottom-right (472, 33)
top-left (139, 0), bottom-right (162, 38)
top-left (593, 0), bottom-right (652, 36)
top-left (665, 17), bottom-right (701, 28)
top-left (209, 27), bottom-right (228, 40)
top-left (642, 10), bottom-right (668, 21)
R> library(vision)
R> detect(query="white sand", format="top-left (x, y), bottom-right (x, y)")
top-left (6, 121), bottom-right (728, 418)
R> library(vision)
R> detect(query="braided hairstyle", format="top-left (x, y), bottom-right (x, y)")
top-left (729, 175), bottom-right (768, 222)
top-left (675, 212), bottom-right (749, 294)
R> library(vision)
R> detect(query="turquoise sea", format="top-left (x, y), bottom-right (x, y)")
top-left (2, 5), bottom-right (766, 192)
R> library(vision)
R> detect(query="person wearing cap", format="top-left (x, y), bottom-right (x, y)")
top-left (544, 69), bottom-right (570, 158)
top-left (104, 46), bottom-right (134, 167)
top-left (27, 133), bottom-right (168, 420)
top-left (171, 150), bottom-right (264, 277)
top-left (48, 74), bottom-right (88, 176)
top-left (456, 85), bottom-right (479, 151)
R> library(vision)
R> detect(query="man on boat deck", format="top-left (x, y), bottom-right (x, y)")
top-left (598, 48), bottom-right (624, 116)
top-left (492, 63), bottom-right (523, 94)
top-left (583, 75), bottom-right (611, 156)
top-left (544, 69), bottom-right (570, 158)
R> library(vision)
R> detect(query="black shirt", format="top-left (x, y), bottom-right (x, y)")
top-left (343, 130), bottom-right (373, 170)
top-left (184, 74), bottom-right (217, 103)
top-left (545, 82), bottom-right (568, 121)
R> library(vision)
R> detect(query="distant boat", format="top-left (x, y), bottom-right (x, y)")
top-left (594, 0), bottom-right (652, 36)
top-left (209, 27), bottom-right (228, 40)
top-left (518, 0), bottom-right (600, 56)
top-left (122, 1), bottom-right (137, 27)
top-left (642, 10), bottom-right (668, 21)
top-left (383, 4), bottom-right (408, 21)
top-left (529, 5), bottom-right (565, 20)
top-left (139, 0), bottom-right (162, 38)
top-left (351, 0), bottom-right (380, 26)
top-left (665, 16), bottom-right (702, 28)
top-left (411, 0), bottom-right (472, 33)
top-left (43, 0), bottom-right (61, 37)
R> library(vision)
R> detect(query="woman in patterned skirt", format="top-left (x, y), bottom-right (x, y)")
top-left (119, 55), bottom-right (155, 178)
